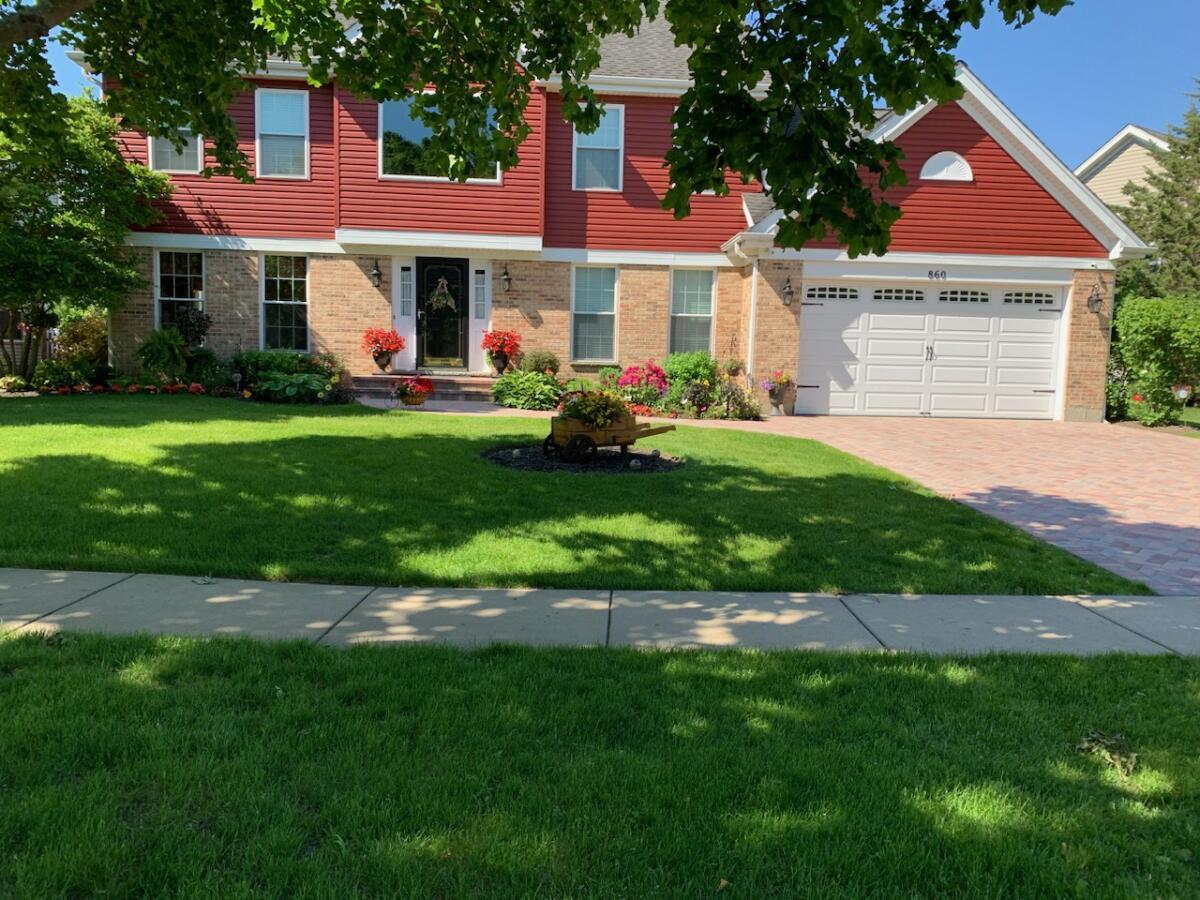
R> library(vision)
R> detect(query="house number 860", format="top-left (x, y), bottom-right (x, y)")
top-left (928, 270), bottom-right (948, 280)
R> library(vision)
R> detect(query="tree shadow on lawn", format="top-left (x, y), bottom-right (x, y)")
top-left (0, 428), bottom-right (1141, 595)
top-left (0, 395), bottom-right (389, 428)
top-left (1, 635), bottom-right (1197, 896)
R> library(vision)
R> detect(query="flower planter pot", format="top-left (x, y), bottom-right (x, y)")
top-left (372, 351), bottom-right (394, 373)
top-left (767, 385), bottom-right (795, 416)
top-left (398, 392), bottom-right (429, 407)
top-left (490, 350), bottom-right (509, 376)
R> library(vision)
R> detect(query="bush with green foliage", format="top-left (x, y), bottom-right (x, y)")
top-left (55, 315), bottom-right (109, 367)
top-left (1114, 296), bottom-right (1200, 426)
top-left (705, 380), bottom-right (763, 421)
top-left (0, 375), bottom-right (30, 393)
top-left (597, 367), bottom-right (622, 390)
top-left (663, 350), bottom-right (718, 410)
top-left (136, 328), bottom-right (188, 382)
top-left (559, 390), bottom-right (628, 428)
top-left (520, 348), bottom-right (561, 375)
top-left (32, 357), bottom-right (103, 389)
top-left (232, 350), bottom-right (342, 388)
top-left (562, 376), bottom-right (596, 393)
top-left (491, 370), bottom-right (563, 410)
top-left (185, 348), bottom-right (233, 392)
top-left (253, 372), bottom-right (334, 404)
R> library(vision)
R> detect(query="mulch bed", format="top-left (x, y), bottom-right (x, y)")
top-left (482, 443), bottom-right (684, 475)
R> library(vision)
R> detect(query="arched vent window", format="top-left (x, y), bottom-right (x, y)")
top-left (920, 151), bottom-right (973, 182)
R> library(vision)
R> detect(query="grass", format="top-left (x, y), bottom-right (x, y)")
top-left (1, 633), bottom-right (1198, 897)
top-left (0, 396), bottom-right (1145, 595)
top-left (1182, 406), bottom-right (1199, 435)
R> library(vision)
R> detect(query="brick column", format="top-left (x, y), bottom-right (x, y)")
top-left (1062, 268), bottom-right (1114, 422)
top-left (616, 265), bottom-right (670, 366)
top-left (749, 259), bottom-right (804, 409)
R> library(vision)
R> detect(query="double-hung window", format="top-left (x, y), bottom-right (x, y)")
top-left (669, 269), bottom-right (715, 353)
top-left (149, 129), bottom-right (202, 174)
top-left (262, 255), bottom-right (309, 351)
top-left (572, 105), bottom-right (623, 191)
top-left (379, 96), bottom-right (501, 181)
top-left (572, 267), bottom-right (617, 362)
top-left (256, 89), bottom-right (309, 178)
top-left (157, 251), bottom-right (204, 328)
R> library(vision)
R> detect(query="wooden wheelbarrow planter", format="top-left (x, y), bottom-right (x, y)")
top-left (543, 414), bottom-right (676, 462)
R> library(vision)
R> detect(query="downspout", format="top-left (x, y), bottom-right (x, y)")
top-left (745, 257), bottom-right (759, 389)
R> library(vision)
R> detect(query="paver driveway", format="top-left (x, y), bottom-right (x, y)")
top-left (767, 418), bottom-right (1200, 596)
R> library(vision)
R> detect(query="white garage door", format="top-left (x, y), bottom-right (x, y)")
top-left (795, 282), bottom-right (1063, 419)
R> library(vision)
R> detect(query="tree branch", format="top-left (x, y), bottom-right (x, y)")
top-left (0, 0), bottom-right (94, 49)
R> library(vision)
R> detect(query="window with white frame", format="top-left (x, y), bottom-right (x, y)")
top-left (256, 90), bottom-right (308, 178)
top-left (149, 129), bottom-right (202, 173)
top-left (379, 97), bottom-right (500, 180)
top-left (573, 105), bottom-right (623, 191)
top-left (157, 251), bottom-right (203, 328)
top-left (473, 268), bottom-right (487, 319)
top-left (262, 255), bottom-right (308, 351)
top-left (670, 269), bottom-right (714, 353)
top-left (397, 263), bottom-right (414, 316)
top-left (572, 267), bottom-right (616, 361)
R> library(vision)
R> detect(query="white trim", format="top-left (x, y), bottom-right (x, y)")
top-left (771, 248), bottom-right (1114, 271)
top-left (146, 131), bottom-right (204, 175)
top-left (746, 259), bottom-right (760, 381)
top-left (572, 103), bottom-right (624, 192)
top-left (542, 247), bottom-right (734, 267)
top-left (336, 228), bottom-right (542, 254)
top-left (668, 267), bottom-right (717, 355)
top-left (392, 256), bottom-right (418, 372)
top-left (468, 259), bottom-right (493, 373)
top-left (376, 96), bottom-right (503, 185)
top-left (866, 99), bottom-right (938, 144)
top-left (1075, 124), bottom-right (1168, 183)
top-left (127, 232), bottom-right (343, 254)
top-left (569, 264), bottom-right (620, 365)
top-left (255, 88), bottom-right (310, 180)
top-left (153, 249), bottom-right (206, 330)
top-left (258, 252), bottom-right (311, 352)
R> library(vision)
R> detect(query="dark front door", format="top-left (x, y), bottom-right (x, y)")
top-left (417, 257), bottom-right (469, 368)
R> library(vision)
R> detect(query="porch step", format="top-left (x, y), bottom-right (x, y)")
top-left (352, 373), bottom-right (498, 403)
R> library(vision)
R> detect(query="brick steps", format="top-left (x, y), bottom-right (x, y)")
top-left (352, 373), bottom-right (497, 403)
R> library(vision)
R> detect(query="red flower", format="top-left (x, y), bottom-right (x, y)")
top-left (56, 386), bottom-right (70, 395)
top-left (1131, 393), bottom-right (1144, 403)
top-left (480, 330), bottom-right (522, 357)
top-left (362, 328), bottom-right (405, 355)
top-left (188, 382), bottom-right (205, 395)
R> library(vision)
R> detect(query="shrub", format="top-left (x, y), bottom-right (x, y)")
top-left (172, 307), bottom-right (213, 346)
top-left (55, 315), bottom-right (108, 365)
top-left (679, 380), bottom-right (713, 415)
top-left (520, 348), bottom-right (561, 375)
top-left (232, 350), bottom-right (342, 388)
top-left (32, 357), bottom-right (102, 389)
top-left (136, 328), bottom-right (188, 382)
top-left (705, 381), bottom-right (762, 420)
top-left (0, 375), bottom-right (29, 393)
top-left (491, 370), bottom-right (563, 410)
top-left (1105, 354), bottom-right (1130, 422)
top-left (559, 390), bottom-right (628, 428)
top-left (1115, 295), bottom-right (1200, 426)
top-left (254, 372), bottom-right (334, 404)
top-left (597, 367), bottom-right (622, 390)
top-left (186, 348), bottom-right (233, 392)
top-left (663, 350), bottom-right (718, 409)
top-left (563, 376), bottom-right (596, 393)
top-left (617, 360), bottom-right (668, 408)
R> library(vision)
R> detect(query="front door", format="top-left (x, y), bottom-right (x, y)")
top-left (417, 257), bottom-right (469, 368)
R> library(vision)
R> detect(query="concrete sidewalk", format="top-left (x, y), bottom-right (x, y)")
top-left (2, 567), bottom-right (1199, 655)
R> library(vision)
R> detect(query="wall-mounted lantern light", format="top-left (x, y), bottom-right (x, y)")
top-left (1086, 284), bottom-right (1103, 314)
top-left (781, 277), bottom-right (794, 306)
top-left (369, 259), bottom-right (382, 289)
top-left (500, 265), bottom-right (512, 292)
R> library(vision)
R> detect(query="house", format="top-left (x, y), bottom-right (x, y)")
top-left (1076, 124), bottom-right (1168, 208)
top-left (88, 18), bottom-right (1148, 422)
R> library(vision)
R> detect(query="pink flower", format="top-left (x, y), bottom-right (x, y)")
top-left (188, 382), bottom-right (205, 395)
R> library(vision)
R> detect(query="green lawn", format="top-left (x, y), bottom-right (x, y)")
top-left (0, 397), bottom-right (1144, 595)
top-left (1183, 406), bottom-right (1200, 435)
top-left (1, 633), bottom-right (1198, 897)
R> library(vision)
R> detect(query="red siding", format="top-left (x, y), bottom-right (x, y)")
top-left (336, 89), bottom-right (545, 236)
top-left (810, 102), bottom-right (1106, 257)
top-left (118, 80), bottom-right (336, 239)
top-left (542, 93), bottom-right (760, 253)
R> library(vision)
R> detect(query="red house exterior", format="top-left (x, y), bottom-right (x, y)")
top-left (102, 19), bottom-right (1146, 422)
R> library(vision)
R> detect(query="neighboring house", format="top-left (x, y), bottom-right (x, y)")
top-left (82, 18), bottom-right (1148, 422)
top-left (1076, 124), bottom-right (1168, 208)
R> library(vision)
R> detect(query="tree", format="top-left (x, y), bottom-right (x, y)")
top-left (0, 92), bottom-right (170, 379)
top-left (1122, 91), bottom-right (1200, 297)
top-left (1, 0), bottom-right (1068, 256)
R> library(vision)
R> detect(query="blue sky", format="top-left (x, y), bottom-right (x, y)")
top-left (47, 0), bottom-right (1198, 169)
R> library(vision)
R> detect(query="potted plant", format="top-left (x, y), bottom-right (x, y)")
top-left (393, 375), bottom-right (435, 406)
top-left (759, 370), bottom-right (795, 416)
top-left (481, 329), bottom-right (522, 375)
top-left (361, 328), bottom-right (405, 373)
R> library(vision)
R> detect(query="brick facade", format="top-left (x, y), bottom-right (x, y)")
top-left (109, 247), bottom-right (156, 373)
top-left (746, 259), bottom-right (804, 404)
top-left (308, 255), bottom-right (392, 375)
top-left (1062, 268), bottom-right (1114, 422)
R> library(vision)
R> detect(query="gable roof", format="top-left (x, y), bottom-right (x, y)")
top-left (595, 17), bottom-right (691, 81)
top-left (1075, 124), bottom-right (1169, 183)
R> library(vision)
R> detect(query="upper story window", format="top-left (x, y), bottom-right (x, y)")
top-left (149, 129), bottom-right (202, 174)
top-left (256, 89), bottom-right (309, 179)
top-left (573, 104), bottom-right (623, 191)
top-left (379, 97), bottom-right (501, 182)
